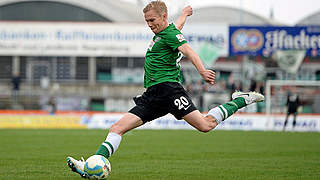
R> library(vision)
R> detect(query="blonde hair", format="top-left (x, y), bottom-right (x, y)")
top-left (143, 0), bottom-right (168, 16)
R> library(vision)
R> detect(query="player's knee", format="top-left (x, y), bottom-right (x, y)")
top-left (109, 124), bottom-right (124, 135)
top-left (191, 117), bottom-right (216, 133)
top-left (198, 128), bottom-right (211, 133)
top-left (196, 124), bottom-right (212, 133)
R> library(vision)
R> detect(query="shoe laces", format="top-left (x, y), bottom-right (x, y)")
top-left (74, 157), bottom-right (85, 167)
top-left (79, 157), bottom-right (86, 166)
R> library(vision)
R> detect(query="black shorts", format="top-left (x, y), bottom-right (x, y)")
top-left (287, 111), bottom-right (297, 115)
top-left (129, 82), bottom-right (197, 123)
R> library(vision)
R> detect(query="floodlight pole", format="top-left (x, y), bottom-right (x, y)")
top-left (239, 0), bottom-right (243, 24)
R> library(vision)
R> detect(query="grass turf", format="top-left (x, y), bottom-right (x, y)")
top-left (0, 129), bottom-right (319, 180)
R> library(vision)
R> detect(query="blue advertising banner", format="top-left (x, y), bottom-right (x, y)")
top-left (229, 26), bottom-right (320, 56)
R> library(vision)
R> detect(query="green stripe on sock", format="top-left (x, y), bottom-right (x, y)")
top-left (218, 106), bottom-right (226, 119)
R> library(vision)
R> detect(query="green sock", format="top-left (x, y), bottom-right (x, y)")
top-left (220, 97), bottom-right (246, 120)
top-left (95, 132), bottom-right (121, 159)
top-left (95, 142), bottom-right (113, 159)
top-left (232, 97), bottom-right (246, 109)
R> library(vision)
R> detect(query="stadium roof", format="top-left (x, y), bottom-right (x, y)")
top-left (0, 0), bottom-right (144, 23)
top-left (3, 0), bottom-right (317, 26)
top-left (186, 6), bottom-right (282, 25)
top-left (296, 10), bottom-right (320, 25)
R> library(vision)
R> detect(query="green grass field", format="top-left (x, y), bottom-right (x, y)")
top-left (0, 129), bottom-right (319, 180)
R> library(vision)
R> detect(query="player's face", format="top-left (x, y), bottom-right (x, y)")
top-left (144, 9), bottom-right (167, 34)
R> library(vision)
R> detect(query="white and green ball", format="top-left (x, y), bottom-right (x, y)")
top-left (84, 155), bottom-right (111, 180)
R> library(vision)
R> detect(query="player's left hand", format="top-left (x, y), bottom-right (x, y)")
top-left (200, 69), bottom-right (215, 85)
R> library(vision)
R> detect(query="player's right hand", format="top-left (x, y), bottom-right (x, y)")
top-left (200, 69), bottom-right (215, 85)
top-left (182, 6), bottom-right (193, 17)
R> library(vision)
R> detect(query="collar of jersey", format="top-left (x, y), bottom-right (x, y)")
top-left (156, 23), bottom-right (174, 35)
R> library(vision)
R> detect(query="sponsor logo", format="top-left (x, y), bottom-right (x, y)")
top-left (221, 119), bottom-right (253, 127)
top-left (239, 93), bottom-right (250, 97)
top-left (231, 29), bottom-right (264, 52)
top-left (176, 34), bottom-right (186, 42)
top-left (148, 36), bottom-right (161, 50)
top-left (265, 29), bottom-right (320, 51)
top-left (183, 105), bottom-right (191, 110)
top-left (274, 120), bottom-right (317, 129)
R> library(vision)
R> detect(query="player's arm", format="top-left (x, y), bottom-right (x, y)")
top-left (175, 6), bottom-right (193, 30)
top-left (178, 43), bottom-right (215, 85)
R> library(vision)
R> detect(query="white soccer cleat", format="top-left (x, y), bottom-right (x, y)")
top-left (232, 91), bottom-right (264, 105)
top-left (66, 156), bottom-right (87, 178)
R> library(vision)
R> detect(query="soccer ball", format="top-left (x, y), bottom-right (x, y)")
top-left (84, 155), bottom-right (111, 179)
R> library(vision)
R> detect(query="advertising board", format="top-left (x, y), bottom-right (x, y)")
top-left (0, 22), bottom-right (228, 57)
top-left (84, 113), bottom-right (320, 132)
top-left (0, 115), bottom-right (86, 129)
top-left (229, 26), bottom-right (320, 57)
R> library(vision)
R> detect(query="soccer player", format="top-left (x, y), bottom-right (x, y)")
top-left (67, 1), bottom-right (264, 178)
top-left (283, 87), bottom-right (300, 131)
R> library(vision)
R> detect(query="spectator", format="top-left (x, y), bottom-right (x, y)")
top-left (11, 72), bottom-right (21, 104)
top-left (249, 80), bottom-right (257, 92)
top-left (48, 97), bottom-right (57, 115)
top-left (227, 75), bottom-right (236, 100)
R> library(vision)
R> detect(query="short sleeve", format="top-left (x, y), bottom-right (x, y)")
top-left (165, 30), bottom-right (188, 51)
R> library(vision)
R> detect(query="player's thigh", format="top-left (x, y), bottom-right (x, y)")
top-left (109, 113), bottom-right (143, 135)
top-left (165, 83), bottom-right (197, 119)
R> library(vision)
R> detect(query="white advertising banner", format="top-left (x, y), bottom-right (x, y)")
top-left (0, 22), bottom-right (152, 56)
top-left (0, 22), bottom-right (228, 56)
top-left (182, 23), bottom-right (229, 60)
top-left (82, 113), bottom-right (320, 132)
top-left (266, 114), bottom-right (320, 132)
